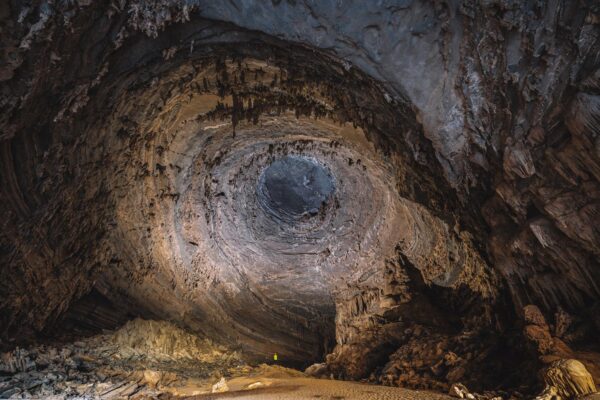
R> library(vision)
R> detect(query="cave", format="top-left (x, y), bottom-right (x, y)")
top-left (1, 1), bottom-right (600, 399)
top-left (258, 155), bottom-right (335, 219)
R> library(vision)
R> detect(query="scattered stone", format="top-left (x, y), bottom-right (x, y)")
top-left (0, 319), bottom-right (245, 399)
top-left (449, 383), bottom-right (475, 399)
top-left (246, 381), bottom-right (265, 389)
top-left (212, 377), bottom-right (229, 393)
top-left (534, 385), bottom-right (559, 400)
top-left (142, 369), bottom-right (162, 387)
top-left (305, 362), bottom-right (329, 377)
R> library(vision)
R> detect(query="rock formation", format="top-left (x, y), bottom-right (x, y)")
top-left (535, 359), bottom-right (597, 400)
top-left (0, 0), bottom-right (599, 398)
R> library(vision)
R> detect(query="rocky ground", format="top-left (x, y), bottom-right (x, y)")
top-left (1, 318), bottom-right (599, 399)
top-left (0, 318), bottom-right (456, 400)
top-left (0, 319), bottom-right (247, 399)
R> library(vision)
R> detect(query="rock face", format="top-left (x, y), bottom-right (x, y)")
top-left (0, 0), bottom-right (599, 395)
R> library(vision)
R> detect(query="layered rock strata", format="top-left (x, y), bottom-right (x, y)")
top-left (0, 0), bottom-right (599, 395)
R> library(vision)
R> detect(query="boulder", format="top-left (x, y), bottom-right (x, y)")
top-left (537, 359), bottom-right (597, 399)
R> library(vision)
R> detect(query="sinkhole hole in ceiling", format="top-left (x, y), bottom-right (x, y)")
top-left (258, 156), bottom-right (335, 221)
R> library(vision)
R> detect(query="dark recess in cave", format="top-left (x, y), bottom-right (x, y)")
top-left (258, 155), bottom-right (335, 220)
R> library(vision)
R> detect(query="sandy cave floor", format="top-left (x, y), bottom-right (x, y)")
top-left (182, 376), bottom-right (452, 400)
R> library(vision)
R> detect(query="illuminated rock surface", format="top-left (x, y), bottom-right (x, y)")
top-left (0, 1), bottom-right (599, 398)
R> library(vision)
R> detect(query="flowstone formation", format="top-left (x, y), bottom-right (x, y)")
top-left (0, 0), bottom-right (599, 399)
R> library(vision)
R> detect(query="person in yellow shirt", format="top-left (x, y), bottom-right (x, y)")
top-left (273, 353), bottom-right (278, 361)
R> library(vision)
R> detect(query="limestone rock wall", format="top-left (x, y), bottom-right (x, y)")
top-left (0, 0), bottom-right (599, 393)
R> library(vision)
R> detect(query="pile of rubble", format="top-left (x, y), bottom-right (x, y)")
top-left (0, 319), bottom-right (246, 399)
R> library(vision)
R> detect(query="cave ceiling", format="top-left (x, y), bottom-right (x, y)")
top-left (0, 0), bottom-right (599, 394)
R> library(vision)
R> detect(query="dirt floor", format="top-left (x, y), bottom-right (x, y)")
top-left (181, 375), bottom-right (453, 400)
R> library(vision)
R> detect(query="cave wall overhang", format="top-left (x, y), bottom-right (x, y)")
top-left (0, 0), bottom-right (599, 381)
top-left (0, 3), bottom-right (497, 361)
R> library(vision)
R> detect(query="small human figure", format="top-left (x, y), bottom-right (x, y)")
top-left (273, 353), bottom-right (278, 362)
